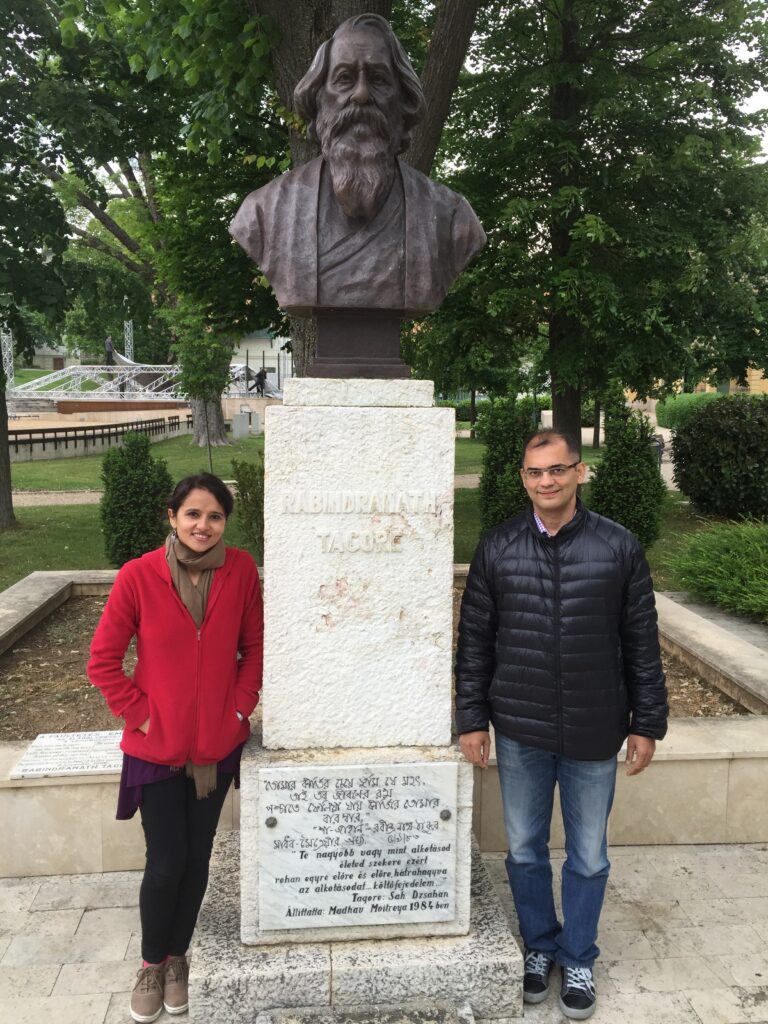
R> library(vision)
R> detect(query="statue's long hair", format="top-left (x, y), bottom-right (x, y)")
top-left (294, 14), bottom-right (426, 155)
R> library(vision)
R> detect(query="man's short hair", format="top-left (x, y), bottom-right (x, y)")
top-left (521, 428), bottom-right (582, 466)
top-left (294, 14), bottom-right (426, 153)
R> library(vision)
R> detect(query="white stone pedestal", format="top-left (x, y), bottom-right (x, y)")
top-left (191, 377), bottom-right (523, 1021)
top-left (263, 379), bottom-right (454, 750)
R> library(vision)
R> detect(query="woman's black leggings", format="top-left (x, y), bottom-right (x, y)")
top-left (138, 770), bottom-right (233, 963)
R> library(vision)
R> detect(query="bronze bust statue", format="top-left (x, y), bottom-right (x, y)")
top-left (230, 14), bottom-right (486, 376)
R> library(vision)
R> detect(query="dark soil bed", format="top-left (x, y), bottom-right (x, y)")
top-left (0, 594), bottom-right (750, 742)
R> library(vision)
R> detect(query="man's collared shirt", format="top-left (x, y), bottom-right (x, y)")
top-left (533, 509), bottom-right (549, 536)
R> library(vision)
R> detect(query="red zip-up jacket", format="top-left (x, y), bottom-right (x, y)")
top-left (88, 545), bottom-right (263, 766)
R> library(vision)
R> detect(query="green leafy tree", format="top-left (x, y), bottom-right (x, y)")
top-left (100, 432), bottom-right (174, 566)
top-left (476, 399), bottom-right (532, 530)
top-left (589, 404), bottom-right (666, 549)
top-left (62, 0), bottom-right (483, 374)
top-left (441, 0), bottom-right (768, 439)
top-left (231, 454), bottom-right (264, 564)
top-left (1, 1), bottom-right (70, 528)
top-left (671, 395), bottom-right (768, 518)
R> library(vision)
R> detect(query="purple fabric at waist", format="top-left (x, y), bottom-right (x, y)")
top-left (116, 743), bottom-right (244, 820)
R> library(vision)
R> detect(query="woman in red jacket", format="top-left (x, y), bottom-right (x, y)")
top-left (88, 472), bottom-right (263, 1023)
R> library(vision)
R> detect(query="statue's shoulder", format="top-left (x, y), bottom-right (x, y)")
top-left (242, 157), bottom-right (323, 212)
top-left (398, 160), bottom-right (468, 211)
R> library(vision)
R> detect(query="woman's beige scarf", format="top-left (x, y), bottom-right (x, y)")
top-left (165, 532), bottom-right (226, 798)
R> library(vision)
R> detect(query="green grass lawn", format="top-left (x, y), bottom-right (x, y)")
top-left (454, 437), bottom-right (486, 474)
top-left (11, 368), bottom-right (49, 386)
top-left (9, 434), bottom-right (265, 491)
top-left (0, 504), bottom-right (256, 592)
top-left (644, 492), bottom-right (709, 591)
top-left (454, 488), bottom-right (481, 564)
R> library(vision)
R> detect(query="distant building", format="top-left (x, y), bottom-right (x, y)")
top-left (31, 344), bottom-right (79, 372)
top-left (693, 366), bottom-right (768, 395)
top-left (231, 329), bottom-right (292, 392)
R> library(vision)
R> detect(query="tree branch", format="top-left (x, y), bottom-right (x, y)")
top-left (103, 162), bottom-right (131, 199)
top-left (137, 152), bottom-right (161, 224)
top-left (405, 0), bottom-right (482, 175)
top-left (45, 167), bottom-right (144, 256)
top-left (119, 158), bottom-right (147, 204)
top-left (69, 225), bottom-right (153, 279)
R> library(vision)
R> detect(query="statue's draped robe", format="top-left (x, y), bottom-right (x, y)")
top-left (230, 157), bottom-right (486, 316)
top-left (317, 165), bottom-right (405, 308)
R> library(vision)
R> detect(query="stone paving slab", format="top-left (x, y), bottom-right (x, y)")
top-left (1, 842), bottom-right (768, 1022)
top-left (0, 992), bottom-right (111, 1024)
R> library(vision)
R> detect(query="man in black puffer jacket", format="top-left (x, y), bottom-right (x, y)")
top-left (456, 428), bottom-right (668, 1020)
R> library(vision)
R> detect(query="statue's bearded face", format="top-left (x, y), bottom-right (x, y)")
top-left (315, 27), bottom-right (403, 221)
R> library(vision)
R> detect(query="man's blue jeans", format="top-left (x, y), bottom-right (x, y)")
top-left (495, 732), bottom-right (617, 967)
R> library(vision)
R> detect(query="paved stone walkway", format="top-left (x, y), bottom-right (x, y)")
top-left (1, 843), bottom-right (767, 1023)
top-left (11, 490), bottom-right (103, 506)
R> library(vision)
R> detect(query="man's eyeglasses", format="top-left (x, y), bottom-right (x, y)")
top-left (521, 461), bottom-right (581, 480)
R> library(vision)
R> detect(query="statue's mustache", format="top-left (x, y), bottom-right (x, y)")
top-left (320, 103), bottom-right (392, 143)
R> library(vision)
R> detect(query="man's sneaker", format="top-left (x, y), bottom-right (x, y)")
top-left (130, 964), bottom-right (164, 1023)
top-left (559, 965), bottom-right (597, 1020)
top-left (164, 955), bottom-right (190, 1015)
top-left (523, 949), bottom-right (554, 1004)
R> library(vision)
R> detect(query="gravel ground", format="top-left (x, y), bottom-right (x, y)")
top-left (0, 594), bottom-right (749, 742)
top-left (11, 490), bottom-right (103, 506)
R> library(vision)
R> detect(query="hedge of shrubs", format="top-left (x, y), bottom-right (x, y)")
top-left (231, 454), bottom-right (264, 565)
top-left (100, 432), bottom-right (173, 567)
top-left (589, 405), bottom-right (666, 548)
top-left (667, 520), bottom-right (768, 622)
top-left (476, 398), bottom-right (532, 530)
top-left (671, 395), bottom-right (768, 518)
top-left (655, 392), bottom-right (720, 430)
top-left (439, 394), bottom-right (551, 423)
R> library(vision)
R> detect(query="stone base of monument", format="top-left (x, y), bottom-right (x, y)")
top-left (240, 740), bottom-right (474, 944)
top-left (190, 831), bottom-right (523, 1024)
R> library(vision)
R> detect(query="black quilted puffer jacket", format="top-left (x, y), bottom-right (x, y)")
top-left (455, 501), bottom-right (668, 760)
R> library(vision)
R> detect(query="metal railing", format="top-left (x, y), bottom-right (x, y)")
top-left (8, 416), bottom-right (182, 456)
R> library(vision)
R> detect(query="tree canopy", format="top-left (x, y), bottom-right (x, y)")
top-left (435, 0), bottom-right (768, 436)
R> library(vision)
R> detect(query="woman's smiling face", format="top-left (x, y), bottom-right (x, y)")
top-left (168, 488), bottom-right (227, 552)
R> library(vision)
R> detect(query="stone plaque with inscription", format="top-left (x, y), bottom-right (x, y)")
top-left (10, 731), bottom-right (123, 779)
top-left (258, 763), bottom-right (457, 930)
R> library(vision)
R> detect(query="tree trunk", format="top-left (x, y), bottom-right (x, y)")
top-left (550, 370), bottom-right (582, 455)
top-left (592, 399), bottom-right (601, 449)
top-left (547, 0), bottom-right (583, 449)
top-left (289, 317), bottom-right (316, 378)
top-left (0, 386), bottom-right (17, 529)
top-left (192, 399), bottom-right (229, 447)
top-left (406, 0), bottom-right (483, 176)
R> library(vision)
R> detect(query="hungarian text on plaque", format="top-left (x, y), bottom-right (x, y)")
top-left (258, 762), bottom-right (458, 930)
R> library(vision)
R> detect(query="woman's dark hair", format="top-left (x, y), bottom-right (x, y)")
top-left (168, 473), bottom-right (234, 518)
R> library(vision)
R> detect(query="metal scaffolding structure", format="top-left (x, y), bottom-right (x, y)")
top-left (8, 363), bottom-right (280, 401)
top-left (1, 326), bottom-right (14, 388)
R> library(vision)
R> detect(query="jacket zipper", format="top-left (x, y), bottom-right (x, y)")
top-left (192, 626), bottom-right (202, 762)
top-left (166, 580), bottom-right (203, 763)
top-left (553, 536), bottom-right (563, 754)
